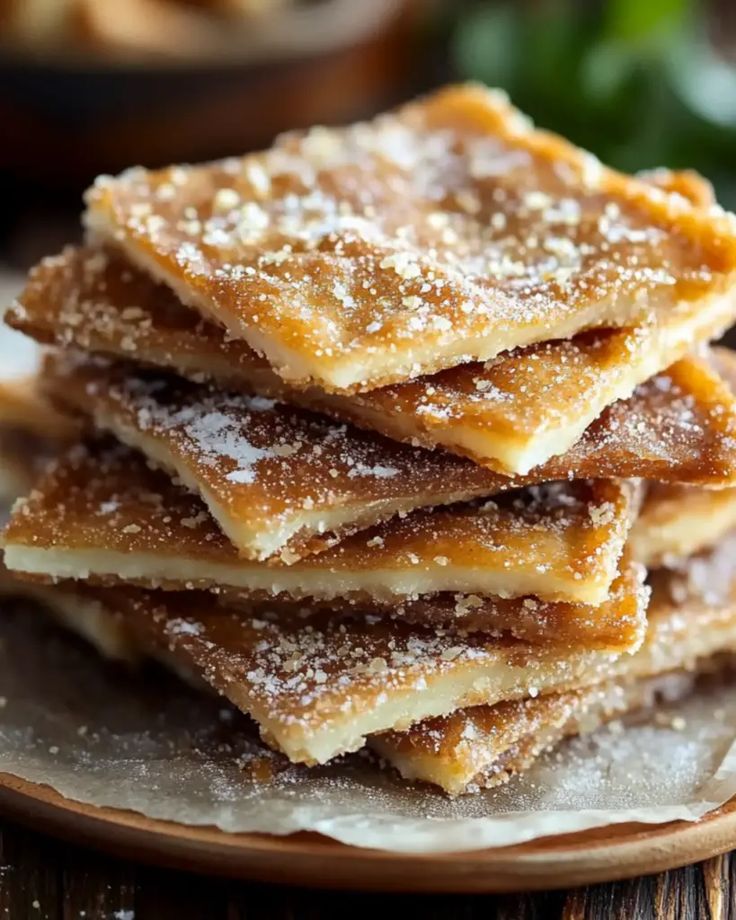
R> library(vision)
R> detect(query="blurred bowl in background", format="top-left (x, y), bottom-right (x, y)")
top-left (0, 0), bottom-right (419, 186)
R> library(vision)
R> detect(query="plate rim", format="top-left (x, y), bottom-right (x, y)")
top-left (0, 771), bottom-right (735, 892)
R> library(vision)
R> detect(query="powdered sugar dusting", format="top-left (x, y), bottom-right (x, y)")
top-left (85, 84), bottom-right (736, 391)
top-left (2, 607), bottom-right (736, 853)
top-left (152, 406), bottom-right (273, 482)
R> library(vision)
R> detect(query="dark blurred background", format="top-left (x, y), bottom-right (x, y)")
top-left (1, 0), bottom-right (736, 272)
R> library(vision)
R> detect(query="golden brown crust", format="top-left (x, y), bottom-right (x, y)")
top-left (629, 349), bottom-right (736, 565)
top-left (633, 483), bottom-right (736, 567)
top-left (44, 353), bottom-right (535, 562)
top-left (11, 167), bottom-right (713, 472)
top-left (218, 550), bottom-right (648, 652)
top-left (99, 584), bottom-right (616, 764)
top-left (374, 534), bottom-right (736, 794)
top-left (1, 440), bottom-right (637, 605)
top-left (13, 244), bottom-right (736, 478)
top-left (83, 84), bottom-right (736, 394)
top-left (74, 534), bottom-right (736, 766)
top-left (371, 669), bottom-right (706, 795)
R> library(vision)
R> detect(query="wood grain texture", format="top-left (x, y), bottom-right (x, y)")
top-left (0, 818), bottom-right (735, 919)
top-left (1, 779), bottom-right (736, 915)
top-left (3, 772), bottom-right (736, 895)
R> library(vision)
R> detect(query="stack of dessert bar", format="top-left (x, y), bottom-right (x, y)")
top-left (5, 84), bottom-right (736, 794)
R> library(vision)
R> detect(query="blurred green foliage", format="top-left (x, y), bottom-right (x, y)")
top-left (451, 0), bottom-right (736, 206)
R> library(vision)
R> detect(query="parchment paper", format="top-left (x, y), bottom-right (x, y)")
top-left (1, 603), bottom-right (736, 853)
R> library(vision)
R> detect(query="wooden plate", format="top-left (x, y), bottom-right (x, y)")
top-left (0, 772), bottom-right (735, 892)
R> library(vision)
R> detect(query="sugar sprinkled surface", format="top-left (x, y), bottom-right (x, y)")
top-left (3, 441), bottom-right (635, 603)
top-left (51, 354), bottom-right (567, 560)
top-left (0, 603), bottom-right (735, 853)
top-left (84, 85), bottom-right (736, 391)
top-left (13, 246), bottom-right (736, 479)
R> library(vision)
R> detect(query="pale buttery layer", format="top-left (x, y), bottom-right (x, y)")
top-left (632, 484), bottom-right (736, 568)
top-left (42, 353), bottom-right (681, 572)
top-left (83, 83), bottom-right (736, 394)
top-left (0, 557), bottom-right (140, 663)
top-left (94, 534), bottom-right (736, 765)
top-left (627, 348), bottom-right (736, 565)
top-left (219, 550), bottom-right (648, 652)
top-left (1, 441), bottom-right (636, 605)
top-left (14, 246), bottom-right (736, 481)
top-left (372, 669), bottom-right (704, 795)
top-left (230, 474), bottom-right (736, 638)
top-left (379, 532), bottom-right (736, 795)
top-left (14, 571), bottom-right (716, 794)
top-left (45, 354), bottom-right (558, 563)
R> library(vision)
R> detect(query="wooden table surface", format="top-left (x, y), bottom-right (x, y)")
top-left (0, 820), bottom-right (731, 920)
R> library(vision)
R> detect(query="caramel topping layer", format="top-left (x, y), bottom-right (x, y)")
top-left (628, 349), bottom-right (736, 566)
top-left (372, 670), bottom-right (702, 795)
top-left (218, 550), bottom-right (648, 652)
top-left (46, 354), bottom-right (530, 562)
top-left (84, 84), bottom-right (736, 393)
top-left (632, 484), bottom-right (736, 568)
top-left (84, 535), bottom-right (736, 765)
top-left (103, 586), bottom-right (617, 764)
top-left (2, 441), bottom-right (637, 604)
top-left (14, 244), bottom-right (736, 479)
top-left (375, 537), bottom-right (736, 793)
